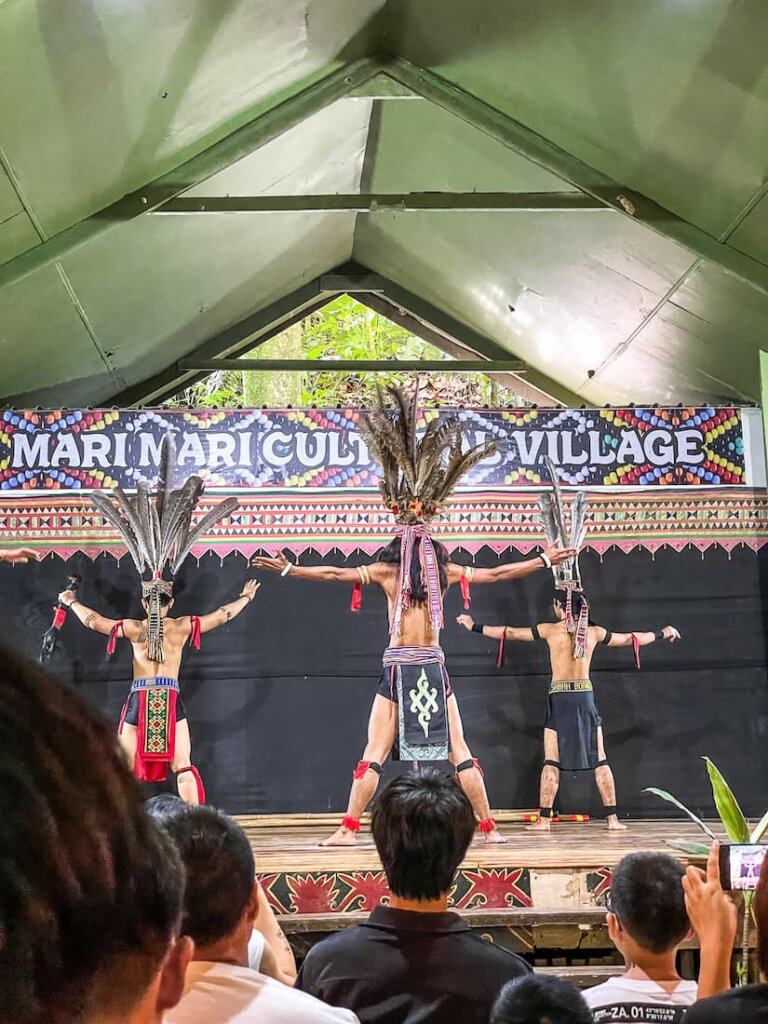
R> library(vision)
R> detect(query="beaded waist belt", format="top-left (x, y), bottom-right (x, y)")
top-left (131, 677), bottom-right (180, 693)
top-left (383, 646), bottom-right (445, 667)
top-left (549, 679), bottom-right (593, 694)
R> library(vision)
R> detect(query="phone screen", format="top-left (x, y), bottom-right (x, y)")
top-left (719, 843), bottom-right (767, 891)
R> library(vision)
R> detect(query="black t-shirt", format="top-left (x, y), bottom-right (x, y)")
top-left (295, 906), bottom-right (531, 1024)
top-left (685, 984), bottom-right (768, 1023)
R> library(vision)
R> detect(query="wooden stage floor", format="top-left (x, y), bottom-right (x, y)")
top-left (239, 813), bottom-right (717, 876)
top-left (236, 813), bottom-right (721, 923)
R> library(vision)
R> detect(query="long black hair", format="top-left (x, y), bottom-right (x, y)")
top-left (379, 536), bottom-right (449, 603)
top-left (553, 590), bottom-right (596, 628)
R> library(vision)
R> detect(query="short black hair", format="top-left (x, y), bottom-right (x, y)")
top-left (378, 536), bottom-right (449, 603)
top-left (609, 852), bottom-right (689, 953)
top-left (149, 802), bottom-right (255, 946)
top-left (370, 768), bottom-right (475, 900)
top-left (491, 975), bottom-right (593, 1024)
top-left (0, 640), bottom-right (183, 1024)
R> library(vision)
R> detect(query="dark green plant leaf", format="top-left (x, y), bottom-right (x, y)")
top-left (643, 787), bottom-right (718, 839)
top-left (704, 758), bottom-right (750, 842)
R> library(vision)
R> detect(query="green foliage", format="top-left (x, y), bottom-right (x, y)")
top-left (643, 787), bottom-right (718, 839)
top-left (704, 758), bottom-right (750, 843)
top-left (168, 294), bottom-right (527, 409)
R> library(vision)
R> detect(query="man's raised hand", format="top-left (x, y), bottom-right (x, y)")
top-left (545, 543), bottom-right (577, 566)
top-left (682, 842), bottom-right (736, 949)
top-left (456, 614), bottom-right (475, 631)
top-left (0, 547), bottom-right (39, 565)
top-left (59, 590), bottom-right (77, 607)
top-left (662, 625), bottom-right (681, 642)
top-left (250, 553), bottom-right (290, 574)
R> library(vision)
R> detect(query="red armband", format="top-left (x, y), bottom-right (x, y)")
top-left (631, 633), bottom-right (641, 669)
top-left (189, 615), bottom-right (202, 650)
top-left (351, 582), bottom-right (362, 612)
top-left (107, 621), bottom-right (124, 656)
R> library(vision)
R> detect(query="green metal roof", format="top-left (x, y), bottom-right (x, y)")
top-left (1, 0), bottom-right (767, 407)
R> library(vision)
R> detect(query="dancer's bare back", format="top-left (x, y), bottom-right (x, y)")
top-left (119, 617), bottom-right (193, 680)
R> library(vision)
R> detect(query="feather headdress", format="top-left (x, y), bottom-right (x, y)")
top-left (91, 434), bottom-right (239, 661)
top-left (359, 386), bottom-right (496, 634)
top-left (538, 457), bottom-right (589, 656)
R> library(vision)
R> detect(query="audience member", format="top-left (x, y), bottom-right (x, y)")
top-left (0, 639), bottom-right (192, 1024)
top-left (147, 795), bottom-right (297, 982)
top-left (583, 852), bottom-right (697, 1018)
top-left (491, 975), bottom-right (592, 1024)
top-left (149, 801), bottom-right (358, 1023)
top-left (685, 843), bottom-right (765, 1023)
top-left (296, 768), bottom-right (531, 1023)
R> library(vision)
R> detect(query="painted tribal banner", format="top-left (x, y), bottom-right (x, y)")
top-left (0, 406), bottom-right (752, 492)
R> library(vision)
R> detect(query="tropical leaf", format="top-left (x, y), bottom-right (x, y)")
top-left (749, 808), bottom-right (768, 844)
top-left (664, 839), bottom-right (711, 857)
top-left (704, 757), bottom-right (750, 842)
top-left (643, 787), bottom-right (718, 840)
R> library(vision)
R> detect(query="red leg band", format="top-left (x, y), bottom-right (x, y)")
top-left (176, 765), bottom-right (206, 804)
top-left (342, 816), bottom-right (360, 832)
top-left (478, 817), bottom-right (497, 834)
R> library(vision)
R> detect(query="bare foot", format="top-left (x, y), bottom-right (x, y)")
top-left (606, 816), bottom-right (627, 831)
top-left (319, 826), bottom-right (358, 847)
top-left (525, 818), bottom-right (552, 832)
top-left (484, 828), bottom-right (507, 844)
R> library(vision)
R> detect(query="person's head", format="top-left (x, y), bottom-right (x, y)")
top-left (141, 591), bottom-right (174, 618)
top-left (491, 975), bottom-right (592, 1024)
top-left (370, 768), bottom-right (475, 901)
top-left (0, 640), bottom-right (191, 1024)
top-left (755, 849), bottom-right (768, 976)
top-left (147, 802), bottom-right (258, 962)
top-left (607, 852), bottom-right (691, 958)
top-left (378, 536), bottom-right (449, 602)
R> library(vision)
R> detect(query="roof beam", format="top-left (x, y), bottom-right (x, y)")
top-left (156, 192), bottom-right (605, 215)
top-left (383, 59), bottom-right (768, 300)
top-left (108, 280), bottom-right (328, 406)
top-left (357, 292), bottom-right (554, 404)
top-left (179, 358), bottom-right (525, 372)
top-left (105, 263), bottom-right (582, 408)
top-left (0, 56), bottom-right (384, 290)
top-left (374, 274), bottom-right (585, 406)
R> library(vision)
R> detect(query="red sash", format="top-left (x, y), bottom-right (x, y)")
top-left (131, 681), bottom-right (179, 783)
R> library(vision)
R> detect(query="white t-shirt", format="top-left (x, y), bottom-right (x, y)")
top-left (166, 961), bottom-right (359, 1024)
top-left (247, 930), bottom-right (266, 971)
top-left (583, 975), bottom-right (698, 1022)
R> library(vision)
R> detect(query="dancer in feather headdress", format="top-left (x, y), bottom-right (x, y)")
top-left (59, 434), bottom-right (259, 804)
top-left (458, 459), bottom-right (680, 830)
top-left (252, 386), bottom-right (574, 846)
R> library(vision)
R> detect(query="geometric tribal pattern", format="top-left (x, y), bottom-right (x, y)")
top-left (0, 487), bottom-right (766, 561)
top-left (258, 866), bottom-right (532, 915)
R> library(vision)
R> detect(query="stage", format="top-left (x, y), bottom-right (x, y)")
top-left (241, 813), bottom-right (736, 974)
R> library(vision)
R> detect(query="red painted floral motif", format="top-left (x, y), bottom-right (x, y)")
top-left (453, 868), bottom-right (532, 910)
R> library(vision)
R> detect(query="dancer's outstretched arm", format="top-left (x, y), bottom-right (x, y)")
top-left (190, 579), bottom-right (260, 634)
top-left (597, 624), bottom-right (681, 646)
top-left (456, 614), bottom-right (537, 643)
top-left (447, 542), bottom-right (575, 586)
top-left (251, 552), bottom-right (385, 584)
top-left (0, 547), bottom-right (39, 564)
top-left (58, 589), bottom-right (141, 639)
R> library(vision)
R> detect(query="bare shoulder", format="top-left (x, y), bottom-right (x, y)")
top-left (369, 561), bottom-right (395, 583)
top-left (121, 619), bottom-right (145, 642)
top-left (166, 615), bottom-right (192, 636)
top-left (537, 622), bottom-right (555, 637)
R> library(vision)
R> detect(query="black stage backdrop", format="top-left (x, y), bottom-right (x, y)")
top-left (2, 546), bottom-right (767, 818)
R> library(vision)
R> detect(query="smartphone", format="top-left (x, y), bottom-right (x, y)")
top-left (718, 843), bottom-right (767, 891)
